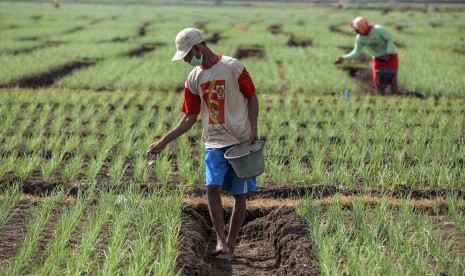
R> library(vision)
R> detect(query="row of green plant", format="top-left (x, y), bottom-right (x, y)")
top-left (1, 187), bottom-right (465, 276)
top-left (0, 184), bottom-right (21, 230)
top-left (262, 95), bottom-right (465, 188)
top-left (296, 194), bottom-right (465, 275)
top-left (1, 2), bottom-right (464, 96)
top-left (0, 89), bottom-right (204, 187)
top-left (1, 89), bottom-right (464, 189)
top-left (0, 185), bottom-right (184, 275)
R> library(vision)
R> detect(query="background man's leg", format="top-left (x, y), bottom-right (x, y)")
top-left (391, 75), bottom-right (398, 94)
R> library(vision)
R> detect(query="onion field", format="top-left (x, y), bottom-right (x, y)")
top-left (1, 1), bottom-right (464, 275)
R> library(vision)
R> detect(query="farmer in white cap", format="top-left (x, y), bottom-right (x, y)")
top-left (147, 28), bottom-right (259, 260)
top-left (334, 16), bottom-right (399, 94)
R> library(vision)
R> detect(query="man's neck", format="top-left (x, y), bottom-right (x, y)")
top-left (201, 53), bottom-right (221, 69)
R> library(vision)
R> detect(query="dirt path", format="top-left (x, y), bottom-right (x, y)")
top-left (177, 196), bottom-right (319, 276)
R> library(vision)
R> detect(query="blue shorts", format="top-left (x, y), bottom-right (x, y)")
top-left (205, 146), bottom-right (256, 196)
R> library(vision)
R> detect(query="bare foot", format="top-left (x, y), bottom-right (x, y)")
top-left (211, 243), bottom-right (230, 257)
top-left (211, 248), bottom-right (228, 256)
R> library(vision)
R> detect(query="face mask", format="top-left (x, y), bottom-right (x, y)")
top-left (189, 49), bottom-right (203, 67)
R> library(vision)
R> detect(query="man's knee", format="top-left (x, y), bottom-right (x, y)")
top-left (207, 185), bottom-right (222, 196)
top-left (233, 194), bottom-right (246, 204)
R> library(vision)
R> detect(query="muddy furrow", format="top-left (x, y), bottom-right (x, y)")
top-left (177, 203), bottom-right (318, 276)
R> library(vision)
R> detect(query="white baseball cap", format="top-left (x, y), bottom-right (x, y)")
top-left (172, 28), bottom-right (204, 61)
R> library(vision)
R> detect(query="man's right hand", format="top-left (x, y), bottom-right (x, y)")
top-left (146, 139), bottom-right (165, 156)
top-left (334, 57), bottom-right (344, 65)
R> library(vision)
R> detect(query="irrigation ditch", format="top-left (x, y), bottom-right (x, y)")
top-left (178, 198), bottom-right (318, 276)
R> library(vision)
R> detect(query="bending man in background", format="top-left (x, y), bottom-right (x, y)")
top-left (334, 16), bottom-right (399, 94)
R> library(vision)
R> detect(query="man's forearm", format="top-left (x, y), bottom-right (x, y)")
top-left (248, 94), bottom-right (258, 133)
top-left (160, 114), bottom-right (197, 145)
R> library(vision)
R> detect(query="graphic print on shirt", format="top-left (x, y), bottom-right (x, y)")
top-left (201, 79), bottom-right (225, 124)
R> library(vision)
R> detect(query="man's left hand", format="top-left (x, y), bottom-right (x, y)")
top-left (249, 131), bottom-right (258, 144)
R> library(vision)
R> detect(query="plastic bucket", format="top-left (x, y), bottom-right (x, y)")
top-left (224, 140), bottom-right (265, 179)
top-left (375, 69), bottom-right (396, 85)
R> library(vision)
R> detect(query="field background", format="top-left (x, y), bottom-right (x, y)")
top-left (1, 1), bottom-right (465, 96)
top-left (1, 1), bottom-right (465, 275)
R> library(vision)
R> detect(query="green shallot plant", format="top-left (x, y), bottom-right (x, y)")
top-left (37, 190), bottom-right (95, 275)
top-left (0, 184), bottom-right (21, 230)
top-left (4, 190), bottom-right (65, 275)
top-left (66, 191), bottom-right (117, 275)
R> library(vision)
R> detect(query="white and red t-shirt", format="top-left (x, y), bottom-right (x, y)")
top-left (181, 55), bottom-right (255, 149)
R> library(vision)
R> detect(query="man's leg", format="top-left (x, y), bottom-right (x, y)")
top-left (390, 76), bottom-right (398, 94)
top-left (374, 73), bottom-right (385, 94)
top-left (207, 185), bottom-right (229, 255)
top-left (372, 62), bottom-right (383, 95)
top-left (388, 54), bottom-right (399, 94)
top-left (377, 84), bottom-right (386, 95)
top-left (226, 194), bottom-right (246, 254)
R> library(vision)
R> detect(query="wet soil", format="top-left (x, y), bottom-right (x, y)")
top-left (336, 43), bottom-right (417, 96)
top-left (338, 62), bottom-right (418, 97)
top-left (336, 42), bottom-right (428, 97)
top-left (287, 36), bottom-right (312, 47)
top-left (62, 26), bottom-right (85, 35)
top-left (139, 22), bottom-right (150, 37)
top-left (2, 167), bottom-right (465, 201)
top-left (99, 36), bottom-right (131, 43)
top-left (126, 43), bottom-right (165, 57)
top-left (10, 41), bottom-right (63, 55)
top-left (268, 24), bottom-right (282, 35)
top-left (16, 36), bottom-right (39, 41)
top-left (0, 59), bottom-right (99, 89)
top-left (234, 45), bottom-right (264, 60)
top-left (177, 199), bottom-right (318, 276)
top-left (205, 32), bottom-right (222, 44)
